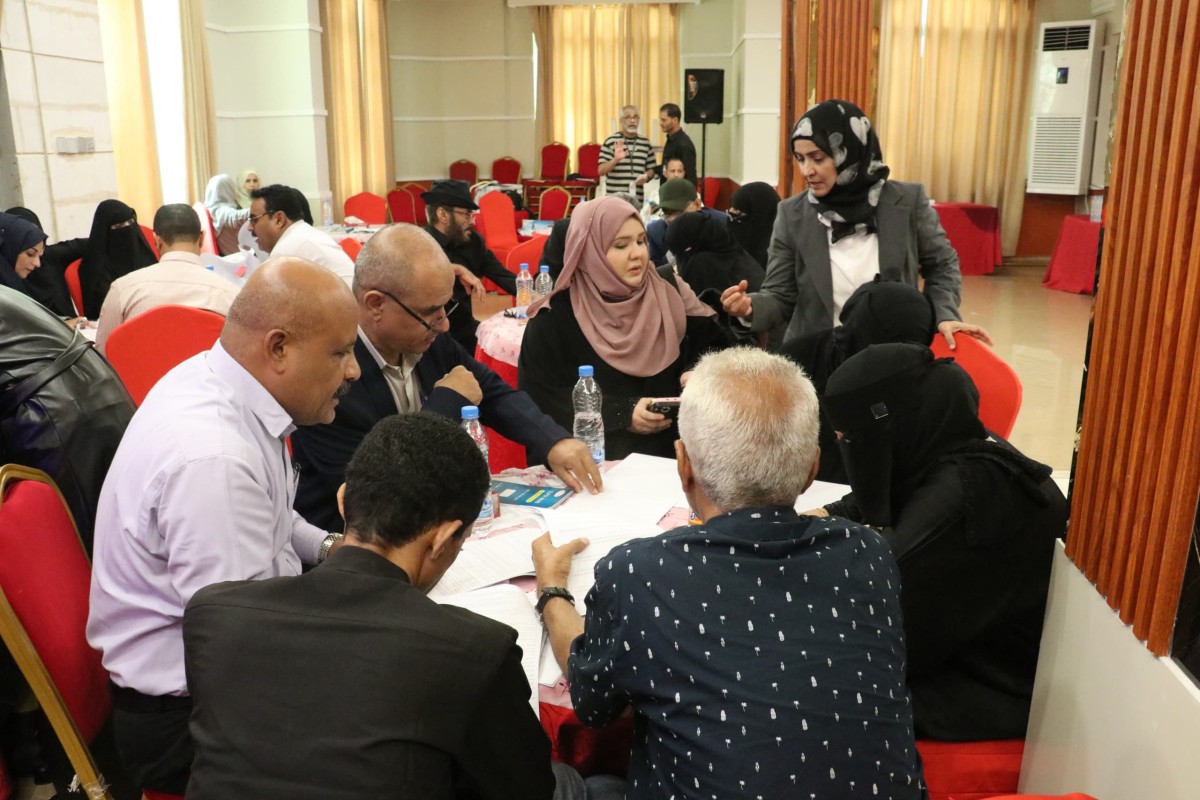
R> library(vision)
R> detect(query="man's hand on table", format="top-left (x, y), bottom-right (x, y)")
top-left (434, 366), bottom-right (483, 404)
top-left (547, 439), bottom-right (603, 495)
top-left (532, 533), bottom-right (588, 674)
top-left (452, 264), bottom-right (485, 301)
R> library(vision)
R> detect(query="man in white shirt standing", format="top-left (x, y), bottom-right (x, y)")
top-left (94, 204), bottom-right (241, 353)
top-left (248, 184), bottom-right (355, 286)
top-left (87, 257), bottom-right (361, 794)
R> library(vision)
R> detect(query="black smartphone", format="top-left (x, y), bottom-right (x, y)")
top-left (648, 398), bottom-right (681, 418)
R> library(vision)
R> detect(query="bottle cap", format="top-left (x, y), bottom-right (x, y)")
top-left (539, 264), bottom-right (550, 273)
top-left (519, 263), bottom-right (529, 272)
top-left (578, 365), bottom-right (594, 377)
top-left (461, 405), bottom-right (480, 420)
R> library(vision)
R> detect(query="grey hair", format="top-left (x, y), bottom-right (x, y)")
top-left (610, 192), bottom-right (641, 211)
top-left (678, 347), bottom-right (820, 511)
top-left (352, 223), bottom-right (440, 300)
top-left (621, 104), bottom-right (639, 115)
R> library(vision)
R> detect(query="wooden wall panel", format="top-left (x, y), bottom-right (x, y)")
top-left (1066, 0), bottom-right (1200, 655)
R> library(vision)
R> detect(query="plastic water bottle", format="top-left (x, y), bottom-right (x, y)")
top-left (515, 263), bottom-right (534, 318)
top-left (461, 406), bottom-right (493, 535)
top-left (534, 264), bottom-right (554, 300)
top-left (572, 366), bottom-right (605, 464)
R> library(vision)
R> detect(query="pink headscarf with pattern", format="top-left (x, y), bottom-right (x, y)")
top-left (528, 196), bottom-right (714, 377)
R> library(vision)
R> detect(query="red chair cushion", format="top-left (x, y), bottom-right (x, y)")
top-left (917, 739), bottom-right (1023, 800)
top-left (0, 478), bottom-right (109, 741)
top-left (105, 306), bottom-right (225, 405)
top-left (928, 336), bottom-right (1022, 438)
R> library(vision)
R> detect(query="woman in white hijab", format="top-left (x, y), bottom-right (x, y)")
top-left (236, 168), bottom-right (260, 209)
top-left (204, 174), bottom-right (250, 256)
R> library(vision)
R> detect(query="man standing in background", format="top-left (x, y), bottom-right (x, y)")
top-left (598, 105), bottom-right (656, 203)
top-left (658, 103), bottom-right (697, 185)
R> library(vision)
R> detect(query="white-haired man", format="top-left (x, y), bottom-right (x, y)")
top-left (532, 347), bottom-right (926, 799)
top-left (598, 105), bottom-right (655, 203)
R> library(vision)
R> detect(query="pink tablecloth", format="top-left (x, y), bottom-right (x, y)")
top-left (474, 312), bottom-right (531, 471)
top-left (1043, 215), bottom-right (1101, 295)
top-left (933, 202), bottom-right (1002, 276)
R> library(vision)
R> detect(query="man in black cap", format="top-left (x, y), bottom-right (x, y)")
top-left (422, 180), bottom-right (516, 354)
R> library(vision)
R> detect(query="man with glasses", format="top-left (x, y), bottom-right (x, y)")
top-left (249, 184), bottom-right (355, 286)
top-left (291, 224), bottom-right (602, 533)
top-left (599, 105), bottom-right (655, 203)
top-left (421, 180), bottom-right (516, 354)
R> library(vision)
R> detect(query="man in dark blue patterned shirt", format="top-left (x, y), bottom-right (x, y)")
top-left (533, 347), bottom-right (927, 799)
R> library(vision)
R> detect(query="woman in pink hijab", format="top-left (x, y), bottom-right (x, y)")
top-left (519, 196), bottom-right (729, 459)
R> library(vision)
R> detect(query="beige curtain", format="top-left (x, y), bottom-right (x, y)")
top-left (876, 0), bottom-right (1034, 254)
top-left (546, 4), bottom-right (680, 154)
top-left (98, 0), bottom-right (162, 223)
top-left (324, 0), bottom-right (395, 222)
top-left (180, 0), bottom-right (216, 204)
top-left (533, 8), bottom-right (556, 154)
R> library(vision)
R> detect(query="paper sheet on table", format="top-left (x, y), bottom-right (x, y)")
top-left (426, 527), bottom-right (545, 599)
top-left (553, 453), bottom-right (686, 526)
top-left (435, 584), bottom-right (544, 718)
top-left (794, 480), bottom-right (851, 514)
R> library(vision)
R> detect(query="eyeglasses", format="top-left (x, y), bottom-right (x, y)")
top-left (374, 288), bottom-right (458, 332)
top-left (248, 210), bottom-right (276, 226)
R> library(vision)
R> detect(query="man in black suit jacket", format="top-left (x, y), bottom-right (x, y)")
top-left (291, 224), bottom-right (602, 531)
top-left (184, 413), bottom-right (556, 800)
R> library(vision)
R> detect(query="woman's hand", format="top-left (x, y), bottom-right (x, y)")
top-left (629, 397), bottom-right (672, 435)
top-left (65, 317), bottom-right (91, 332)
top-left (721, 280), bottom-right (753, 319)
top-left (938, 320), bottom-right (994, 350)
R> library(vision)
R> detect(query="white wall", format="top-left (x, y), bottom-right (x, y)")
top-left (0, 0), bottom-right (118, 239)
top-left (679, 0), bottom-right (734, 180)
top-left (388, 0), bottom-right (536, 182)
top-left (203, 0), bottom-right (330, 204)
top-left (1021, 542), bottom-right (1200, 798)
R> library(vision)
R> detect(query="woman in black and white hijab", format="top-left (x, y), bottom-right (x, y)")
top-left (720, 99), bottom-right (990, 350)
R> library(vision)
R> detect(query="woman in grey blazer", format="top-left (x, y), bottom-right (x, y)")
top-left (722, 99), bottom-right (991, 350)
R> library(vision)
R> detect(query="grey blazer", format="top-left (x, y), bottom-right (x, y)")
top-left (748, 180), bottom-right (962, 343)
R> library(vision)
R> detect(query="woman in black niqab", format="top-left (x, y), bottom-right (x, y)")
top-left (78, 199), bottom-right (158, 318)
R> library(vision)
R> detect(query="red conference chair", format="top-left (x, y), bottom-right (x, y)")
top-left (540, 142), bottom-right (570, 182)
top-left (505, 236), bottom-right (548, 277)
top-left (701, 177), bottom-right (720, 209)
top-left (0, 465), bottom-right (113, 799)
top-left (449, 159), bottom-right (478, 184)
top-left (140, 224), bottom-right (160, 259)
top-left (980, 795), bottom-right (1097, 800)
top-left (105, 305), bottom-right (225, 406)
top-left (492, 156), bottom-right (522, 185)
top-left (576, 143), bottom-right (602, 182)
top-left (930, 335), bottom-right (1023, 438)
top-left (539, 187), bottom-right (572, 221)
top-left (478, 191), bottom-right (520, 265)
top-left (344, 191), bottom-right (387, 224)
top-left (386, 189), bottom-right (416, 225)
top-left (402, 183), bottom-right (427, 224)
top-left (339, 237), bottom-right (362, 261)
top-left (192, 202), bottom-right (218, 256)
top-left (65, 258), bottom-right (84, 317)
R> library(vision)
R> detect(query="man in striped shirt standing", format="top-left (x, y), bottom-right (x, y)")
top-left (598, 105), bottom-right (656, 203)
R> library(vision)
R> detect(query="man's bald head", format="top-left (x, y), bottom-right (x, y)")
top-left (221, 257), bottom-right (361, 425)
top-left (353, 223), bottom-right (453, 300)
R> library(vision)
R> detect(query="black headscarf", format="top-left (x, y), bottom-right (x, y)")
top-left (663, 211), bottom-right (766, 300)
top-left (823, 343), bottom-right (1050, 529)
top-left (664, 211), bottom-right (738, 268)
top-left (0, 212), bottom-right (49, 296)
top-left (728, 182), bottom-right (781, 268)
top-left (5, 206), bottom-right (88, 316)
top-left (791, 99), bottom-right (890, 241)
top-left (78, 199), bottom-right (158, 318)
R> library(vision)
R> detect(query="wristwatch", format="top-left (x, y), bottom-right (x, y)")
top-left (535, 586), bottom-right (575, 615)
top-left (318, 532), bottom-right (344, 563)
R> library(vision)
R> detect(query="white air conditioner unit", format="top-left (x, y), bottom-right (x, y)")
top-left (1026, 20), bottom-right (1105, 195)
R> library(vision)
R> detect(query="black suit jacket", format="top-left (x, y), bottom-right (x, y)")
top-left (184, 546), bottom-right (555, 800)
top-left (291, 333), bottom-right (570, 531)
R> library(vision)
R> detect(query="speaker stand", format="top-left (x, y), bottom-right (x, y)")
top-left (700, 123), bottom-right (708, 189)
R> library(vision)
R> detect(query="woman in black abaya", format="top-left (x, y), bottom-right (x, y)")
top-left (78, 199), bottom-right (158, 318)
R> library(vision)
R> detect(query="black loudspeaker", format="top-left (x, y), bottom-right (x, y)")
top-left (684, 69), bottom-right (725, 124)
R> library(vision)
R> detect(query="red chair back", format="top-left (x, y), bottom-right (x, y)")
top-left (577, 143), bottom-right (602, 181)
top-left (478, 191), bottom-right (520, 255)
top-left (0, 466), bottom-right (109, 744)
top-left (65, 258), bottom-right (84, 317)
top-left (192, 202), bottom-right (218, 256)
top-left (386, 189), bottom-right (416, 225)
top-left (105, 305), bottom-right (226, 405)
top-left (539, 187), bottom-right (572, 221)
top-left (492, 156), bottom-right (522, 184)
top-left (449, 159), bottom-right (478, 184)
top-left (929, 336), bottom-right (1023, 438)
top-left (701, 177), bottom-right (720, 209)
top-left (140, 224), bottom-right (160, 259)
top-left (343, 191), bottom-right (387, 224)
top-left (505, 236), bottom-right (547, 275)
top-left (339, 237), bottom-right (363, 261)
top-left (403, 183), bottom-right (427, 224)
top-left (540, 143), bottom-right (570, 182)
